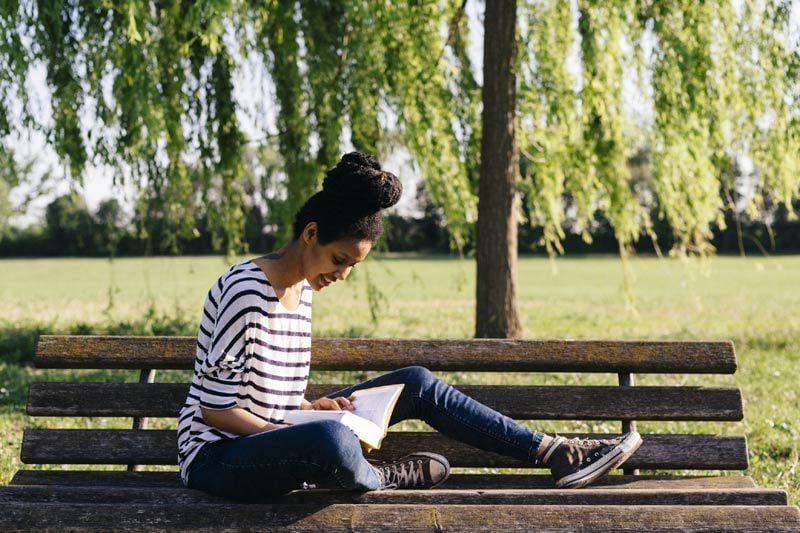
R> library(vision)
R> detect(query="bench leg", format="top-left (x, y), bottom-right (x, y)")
top-left (128, 369), bottom-right (157, 472)
top-left (619, 372), bottom-right (639, 476)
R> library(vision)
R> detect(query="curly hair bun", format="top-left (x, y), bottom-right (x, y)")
top-left (322, 152), bottom-right (403, 212)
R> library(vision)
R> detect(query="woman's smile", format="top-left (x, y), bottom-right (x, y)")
top-left (319, 273), bottom-right (336, 287)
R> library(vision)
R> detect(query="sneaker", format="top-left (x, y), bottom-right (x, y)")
top-left (369, 452), bottom-right (450, 490)
top-left (540, 431), bottom-right (643, 489)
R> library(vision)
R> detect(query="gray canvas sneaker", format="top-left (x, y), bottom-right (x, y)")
top-left (539, 431), bottom-right (643, 489)
top-left (369, 452), bottom-right (450, 490)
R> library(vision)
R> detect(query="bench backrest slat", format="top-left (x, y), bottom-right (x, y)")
top-left (35, 336), bottom-right (737, 373)
top-left (27, 382), bottom-right (744, 421)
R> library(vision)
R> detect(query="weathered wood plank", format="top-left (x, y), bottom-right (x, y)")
top-left (0, 503), bottom-right (797, 531)
top-left (10, 470), bottom-right (184, 488)
top-left (27, 382), bottom-right (744, 421)
top-left (9, 470), bottom-right (758, 490)
top-left (21, 430), bottom-right (749, 470)
top-left (0, 485), bottom-right (787, 506)
top-left (35, 335), bottom-right (737, 373)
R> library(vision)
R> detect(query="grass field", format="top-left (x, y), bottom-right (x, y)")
top-left (1, 254), bottom-right (798, 504)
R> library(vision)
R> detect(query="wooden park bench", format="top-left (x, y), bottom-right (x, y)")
top-left (1, 335), bottom-right (798, 531)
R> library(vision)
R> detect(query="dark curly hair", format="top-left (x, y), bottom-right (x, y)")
top-left (292, 152), bottom-right (403, 245)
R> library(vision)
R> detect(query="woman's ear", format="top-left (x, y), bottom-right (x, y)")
top-left (302, 222), bottom-right (318, 245)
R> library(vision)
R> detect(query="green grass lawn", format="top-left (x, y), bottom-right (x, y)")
top-left (1, 254), bottom-right (798, 504)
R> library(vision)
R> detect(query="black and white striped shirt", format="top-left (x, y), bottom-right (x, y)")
top-left (177, 260), bottom-right (312, 486)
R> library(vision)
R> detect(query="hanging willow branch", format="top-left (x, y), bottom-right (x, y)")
top-left (0, 0), bottom-right (797, 260)
top-left (517, 0), bottom-right (799, 258)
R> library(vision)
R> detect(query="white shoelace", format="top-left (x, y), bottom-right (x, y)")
top-left (377, 458), bottom-right (426, 489)
top-left (542, 435), bottom-right (617, 466)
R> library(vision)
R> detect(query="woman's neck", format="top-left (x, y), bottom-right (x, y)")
top-left (257, 240), bottom-right (305, 291)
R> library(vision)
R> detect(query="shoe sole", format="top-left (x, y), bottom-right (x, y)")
top-left (555, 431), bottom-right (643, 489)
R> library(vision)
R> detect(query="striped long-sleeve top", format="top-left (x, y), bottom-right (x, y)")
top-left (177, 260), bottom-right (312, 486)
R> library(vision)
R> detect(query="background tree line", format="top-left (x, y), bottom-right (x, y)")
top-left (4, 179), bottom-right (798, 257)
top-left (0, 180), bottom-right (450, 256)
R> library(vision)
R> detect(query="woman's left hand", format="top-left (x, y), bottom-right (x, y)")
top-left (311, 395), bottom-right (356, 411)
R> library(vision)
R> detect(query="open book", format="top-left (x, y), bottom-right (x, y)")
top-left (283, 384), bottom-right (404, 452)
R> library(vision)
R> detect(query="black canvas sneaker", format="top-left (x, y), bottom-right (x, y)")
top-left (539, 431), bottom-right (642, 489)
top-left (370, 452), bottom-right (450, 490)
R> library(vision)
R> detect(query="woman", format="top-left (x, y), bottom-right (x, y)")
top-left (177, 151), bottom-right (641, 501)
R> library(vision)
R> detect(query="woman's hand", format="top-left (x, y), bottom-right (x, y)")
top-left (310, 395), bottom-right (356, 411)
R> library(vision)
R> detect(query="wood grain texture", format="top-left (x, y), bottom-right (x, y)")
top-left (0, 485), bottom-right (788, 506)
top-left (35, 335), bottom-right (737, 373)
top-left (9, 471), bottom-right (758, 490)
top-left (17, 335), bottom-right (799, 530)
top-left (0, 503), bottom-right (797, 531)
top-left (20, 430), bottom-right (749, 470)
top-left (27, 382), bottom-right (744, 421)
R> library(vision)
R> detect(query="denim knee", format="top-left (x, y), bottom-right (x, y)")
top-left (396, 365), bottom-right (438, 396)
top-left (306, 419), bottom-right (364, 464)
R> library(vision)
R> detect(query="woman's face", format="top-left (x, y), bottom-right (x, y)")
top-left (302, 225), bottom-right (372, 291)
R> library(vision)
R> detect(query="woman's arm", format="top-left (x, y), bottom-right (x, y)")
top-left (200, 406), bottom-right (283, 436)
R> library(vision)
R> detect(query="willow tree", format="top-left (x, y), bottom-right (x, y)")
top-left (1, 1), bottom-right (798, 337)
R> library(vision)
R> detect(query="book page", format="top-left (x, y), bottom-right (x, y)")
top-left (283, 383), bottom-right (403, 450)
top-left (282, 409), bottom-right (382, 448)
top-left (350, 384), bottom-right (403, 428)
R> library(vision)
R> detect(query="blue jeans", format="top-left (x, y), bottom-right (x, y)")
top-left (187, 366), bottom-right (545, 501)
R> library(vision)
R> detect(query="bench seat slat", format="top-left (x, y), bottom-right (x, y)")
top-left (21, 430), bottom-right (749, 470)
top-left (27, 382), bottom-right (744, 421)
top-left (0, 485), bottom-right (787, 506)
top-left (0, 503), bottom-right (797, 530)
top-left (9, 470), bottom-right (758, 490)
top-left (35, 335), bottom-right (737, 373)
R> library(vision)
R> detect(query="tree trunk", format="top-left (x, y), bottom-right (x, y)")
top-left (475, 0), bottom-right (521, 339)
